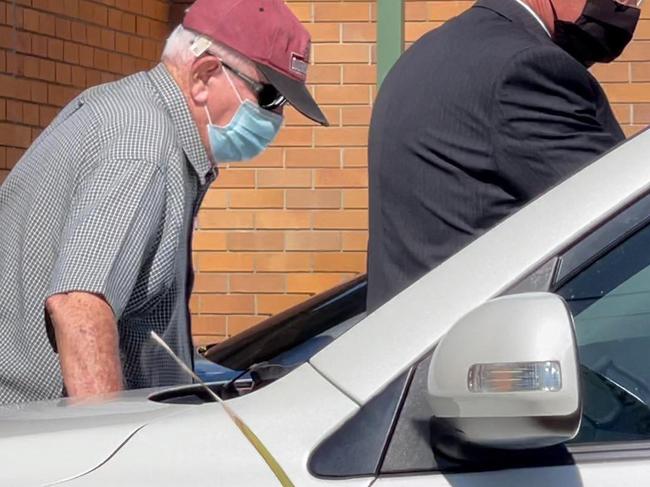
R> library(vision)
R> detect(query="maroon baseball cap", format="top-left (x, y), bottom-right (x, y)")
top-left (183, 0), bottom-right (328, 126)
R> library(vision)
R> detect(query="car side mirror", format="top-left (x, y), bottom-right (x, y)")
top-left (427, 293), bottom-right (581, 455)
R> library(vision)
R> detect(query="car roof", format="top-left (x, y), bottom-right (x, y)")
top-left (312, 130), bottom-right (650, 405)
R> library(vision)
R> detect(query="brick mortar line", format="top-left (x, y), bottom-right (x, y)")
top-left (84, 0), bottom-right (170, 23)
top-left (3, 14), bottom-right (169, 43)
top-left (2, 31), bottom-right (164, 62)
top-left (12, 3), bottom-right (171, 31)
top-left (2, 33), bottom-right (166, 54)
top-left (2, 55), bottom-right (158, 77)
top-left (8, 0), bottom-right (18, 76)
top-left (0, 94), bottom-right (86, 111)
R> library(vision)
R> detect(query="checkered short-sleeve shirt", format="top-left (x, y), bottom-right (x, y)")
top-left (0, 64), bottom-right (216, 405)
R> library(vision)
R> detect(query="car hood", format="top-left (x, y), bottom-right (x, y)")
top-left (0, 365), bottom-right (370, 487)
top-left (0, 389), bottom-right (185, 487)
top-left (59, 401), bottom-right (283, 486)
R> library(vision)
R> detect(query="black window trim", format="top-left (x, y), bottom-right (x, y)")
top-left (554, 192), bottom-right (650, 289)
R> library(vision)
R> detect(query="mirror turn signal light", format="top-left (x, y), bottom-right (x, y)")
top-left (468, 361), bottom-right (562, 393)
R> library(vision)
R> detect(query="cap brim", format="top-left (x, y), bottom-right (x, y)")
top-left (256, 63), bottom-right (329, 126)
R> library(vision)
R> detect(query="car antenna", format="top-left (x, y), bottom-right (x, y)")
top-left (150, 331), bottom-right (295, 487)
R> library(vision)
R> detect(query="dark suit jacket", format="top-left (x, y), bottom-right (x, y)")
top-left (366, 0), bottom-right (625, 311)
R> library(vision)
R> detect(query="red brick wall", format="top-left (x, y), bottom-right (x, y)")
top-left (0, 0), bottom-right (169, 184)
top-left (3, 1), bottom-right (648, 347)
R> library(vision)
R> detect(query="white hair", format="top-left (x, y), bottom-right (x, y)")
top-left (161, 25), bottom-right (254, 73)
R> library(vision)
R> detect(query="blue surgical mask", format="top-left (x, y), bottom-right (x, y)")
top-left (205, 68), bottom-right (283, 163)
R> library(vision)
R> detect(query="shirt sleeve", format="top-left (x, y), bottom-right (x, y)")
top-left (492, 45), bottom-right (625, 201)
top-left (47, 158), bottom-right (166, 320)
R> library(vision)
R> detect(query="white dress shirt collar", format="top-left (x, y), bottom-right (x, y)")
top-left (513, 0), bottom-right (552, 37)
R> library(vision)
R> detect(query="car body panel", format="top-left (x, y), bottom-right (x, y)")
top-left (60, 402), bottom-right (280, 486)
top-left (60, 364), bottom-right (370, 486)
top-left (0, 392), bottom-right (184, 486)
top-left (311, 131), bottom-right (650, 404)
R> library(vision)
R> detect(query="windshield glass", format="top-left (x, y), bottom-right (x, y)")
top-left (203, 275), bottom-right (368, 381)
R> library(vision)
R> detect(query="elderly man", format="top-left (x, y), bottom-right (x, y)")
top-left (366, 0), bottom-right (641, 311)
top-left (0, 0), bottom-right (327, 405)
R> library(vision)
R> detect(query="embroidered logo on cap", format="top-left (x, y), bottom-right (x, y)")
top-left (290, 43), bottom-right (310, 77)
top-left (291, 53), bottom-right (308, 76)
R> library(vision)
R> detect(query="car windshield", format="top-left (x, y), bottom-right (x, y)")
top-left (202, 275), bottom-right (368, 380)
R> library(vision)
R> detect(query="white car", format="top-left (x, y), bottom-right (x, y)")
top-left (3, 130), bottom-right (650, 487)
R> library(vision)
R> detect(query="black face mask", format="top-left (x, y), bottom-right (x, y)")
top-left (552, 0), bottom-right (641, 67)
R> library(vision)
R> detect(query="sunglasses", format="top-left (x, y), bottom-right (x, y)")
top-left (220, 61), bottom-right (287, 111)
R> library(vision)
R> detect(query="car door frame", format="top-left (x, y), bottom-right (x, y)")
top-left (370, 190), bottom-right (650, 482)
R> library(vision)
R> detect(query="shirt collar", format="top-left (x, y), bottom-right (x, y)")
top-left (513, 0), bottom-right (551, 37)
top-left (148, 63), bottom-right (213, 186)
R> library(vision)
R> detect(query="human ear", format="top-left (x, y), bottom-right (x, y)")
top-left (189, 56), bottom-right (221, 106)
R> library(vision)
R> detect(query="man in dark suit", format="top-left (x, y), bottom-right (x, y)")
top-left (366, 0), bottom-right (642, 311)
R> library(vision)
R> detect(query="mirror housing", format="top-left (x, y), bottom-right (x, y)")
top-left (427, 293), bottom-right (581, 452)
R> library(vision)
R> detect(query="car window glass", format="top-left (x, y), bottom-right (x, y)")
top-left (556, 223), bottom-right (650, 443)
top-left (204, 278), bottom-right (367, 370)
